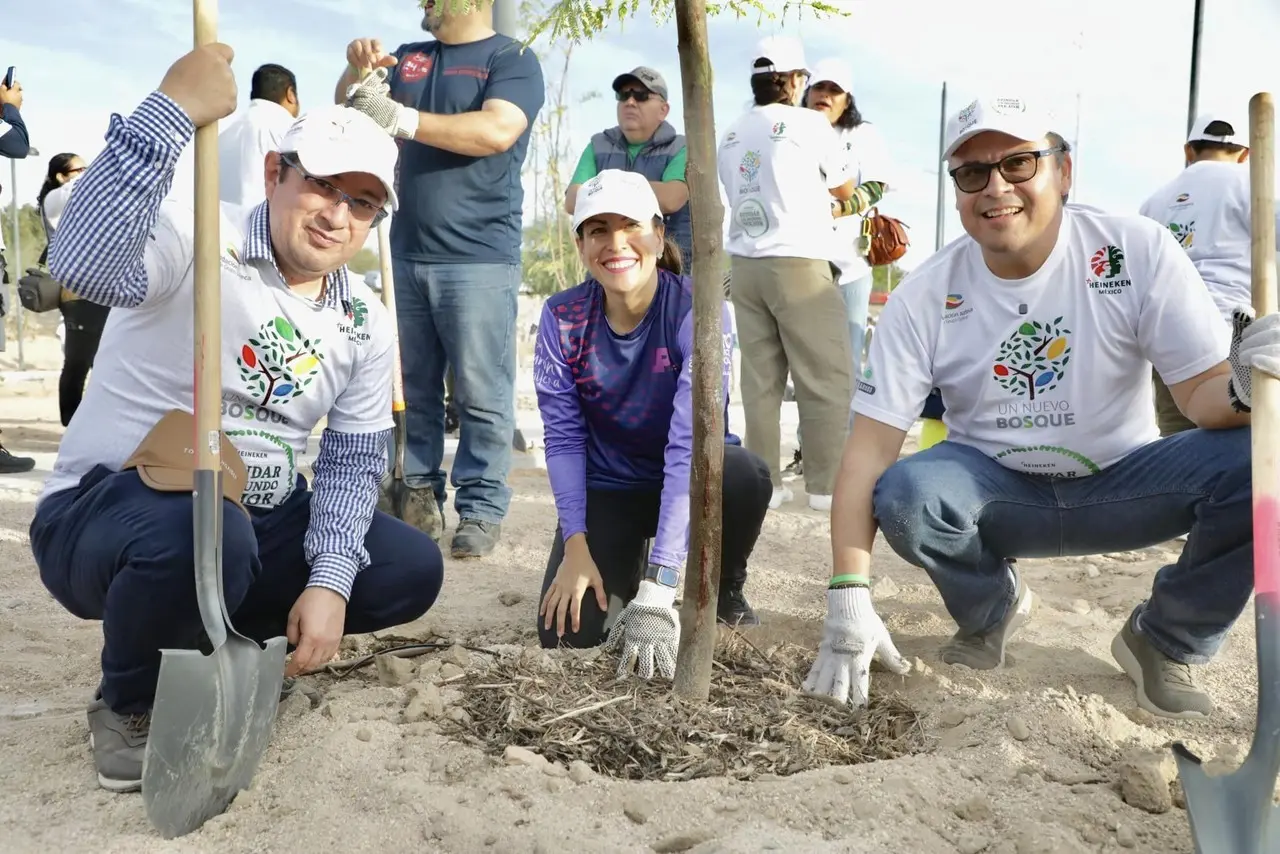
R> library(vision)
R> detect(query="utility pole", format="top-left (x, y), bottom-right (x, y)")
top-left (1187, 0), bottom-right (1205, 136)
top-left (934, 81), bottom-right (947, 251)
top-left (7, 147), bottom-right (37, 370)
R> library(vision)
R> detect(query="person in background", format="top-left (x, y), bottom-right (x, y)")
top-left (218, 63), bottom-right (300, 208)
top-left (1138, 113), bottom-right (1278, 436)
top-left (564, 66), bottom-right (691, 269)
top-left (39, 152), bottom-right (106, 427)
top-left (340, 0), bottom-right (546, 557)
top-left (717, 35), bottom-right (856, 514)
top-left (535, 170), bottom-right (771, 674)
top-left (0, 72), bottom-right (37, 474)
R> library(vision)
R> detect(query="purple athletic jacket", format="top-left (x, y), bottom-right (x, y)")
top-left (533, 269), bottom-right (737, 570)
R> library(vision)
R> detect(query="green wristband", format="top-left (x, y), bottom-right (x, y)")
top-left (829, 574), bottom-right (870, 588)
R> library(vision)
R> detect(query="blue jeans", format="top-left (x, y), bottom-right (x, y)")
top-left (30, 467), bottom-right (444, 714)
top-left (841, 273), bottom-right (874, 382)
top-left (392, 260), bottom-right (520, 523)
top-left (872, 429), bottom-right (1252, 664)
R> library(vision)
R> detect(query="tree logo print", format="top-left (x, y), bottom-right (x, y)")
top-left (237, 316), bottom-right (325, 406)
top-left (351, 297), bottom-right (368, 328)
top-left (1168, 221), bottom-right (1194, 249)
top-left (739, 151), bottom-right (761, 184)
top-left (1089, 244), bottom-right (1124, 278)
top-left (992, 317), bottom-right (1071, 401)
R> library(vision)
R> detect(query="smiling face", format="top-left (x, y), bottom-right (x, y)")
top-left (949, 131), bottom-right (1072, 269)
top-left (576, 212), bottom-right (664, 296)
top-left (806, 81), bottom-right (849, 125)
top-left (264, 152), bottom-right (387, 284)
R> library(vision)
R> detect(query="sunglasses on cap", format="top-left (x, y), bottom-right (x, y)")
top-left (616, 88), bottom-right (656, 103)
top-left (949, 147), bottom-right (1063, 194)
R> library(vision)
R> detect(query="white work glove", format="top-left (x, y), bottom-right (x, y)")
top-left (604, 580), bottom-right (680, 681)
top-left (1227, 307), bottom-right (1280, 410)
top-left (802, 586), bottom-right (910, 708)
top-left (344, 67), bottom-right (417, 140)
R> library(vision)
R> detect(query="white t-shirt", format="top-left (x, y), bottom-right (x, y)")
top-left (217, 99), bottom-right (295, 208)
top-left (831, 121), bottom-right (893, 283)
top-left (40, 202), bottom-right (395, 507)
top-left (1137, 160), bottom-right (1280, 324)
top-left (717, 103), bottom-right (851, 261)
top-left (854, 205), bottom-right (1229, 478)
top-left (41, 179), bottom-right (76, 239)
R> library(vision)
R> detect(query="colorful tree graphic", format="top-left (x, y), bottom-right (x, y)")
top-left (992, 317), bottom-right (1071, 401)
top-left (1089, 244), bottom-right (1124, 278)
top-left (237, 316), bottom-right (325, 405)
top-left (1168, 221), bottom-right (1195, 249)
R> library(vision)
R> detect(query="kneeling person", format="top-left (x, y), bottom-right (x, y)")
top-left (804, 95), bottom-right (1277, 720)
top-left (534, 170), bottom-right (773, 676)
top-left (33, 46), bottom-right (445, 793)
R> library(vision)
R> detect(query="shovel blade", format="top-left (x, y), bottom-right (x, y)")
top-left (141, 635), bottom-right (288, 838)
top-left (1173, 743), bottom-right (1280, 854)
top-left (377, 476), bottom-right (409, 520)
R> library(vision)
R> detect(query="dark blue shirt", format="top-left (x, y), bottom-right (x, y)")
top-left (387, 35), bottom-right (545, 265)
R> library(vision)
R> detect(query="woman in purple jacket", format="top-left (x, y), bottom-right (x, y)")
top-left (534, 170), bottom-right (773, 678)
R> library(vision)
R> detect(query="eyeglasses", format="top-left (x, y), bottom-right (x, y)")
top-left (615, 88), bottom-right (655, 103)
top-left (949, 147), bottom-right (1063, 194)
top-left (280, 153), bottom-right (388, 225)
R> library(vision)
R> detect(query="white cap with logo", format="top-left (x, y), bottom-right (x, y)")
top-left (943, 96), bottom-right (1053, 160)
top-left (809, 58), bottom-right (854, 94)
top-left (751, 35), bottom-right (809, 76)
top-left (277, 105), bottom-right (400, 211)
top-left (571, 169), bottom-right (662, 233)
top-left (1187, 113), bottom-right (1249, 145)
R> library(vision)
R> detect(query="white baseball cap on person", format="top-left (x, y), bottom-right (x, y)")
top-left (943, 95), bottom-right (1054, 160)
top-left (751, 35), bottom-right (809, 76)
top-left (1187, 113), bottom-right (1249, 146)
top-left (277, 105), bottom-right (400, 211)
top-left (571, 169), bottom-right (662, 233)
top-left (809, 58), bottom-right (855, 94)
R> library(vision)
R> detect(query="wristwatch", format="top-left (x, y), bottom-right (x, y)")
top-left (643, 563), bottom-right (681, 589)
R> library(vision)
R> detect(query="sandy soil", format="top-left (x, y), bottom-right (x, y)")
top-left (0, 338), bottom-right (1263, 854)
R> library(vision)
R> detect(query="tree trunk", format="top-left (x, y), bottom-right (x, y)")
top-left (671, 0), bottom-right (726, 702)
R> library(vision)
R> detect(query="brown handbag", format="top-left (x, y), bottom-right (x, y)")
top-left (861, 207), bottom-right (910, 267)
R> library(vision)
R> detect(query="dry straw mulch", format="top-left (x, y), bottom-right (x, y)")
top-left (446, 634), bottom-right (927, 782)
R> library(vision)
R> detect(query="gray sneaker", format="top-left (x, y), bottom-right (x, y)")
top-left (400, 487), bottom-right (444, 543)
top-left (86, 694), bottom-right (149, 793)
top-left (1111, 616), bottom-right (1215, 719)
top-left (451, 518), bottom-right (501, 558)
top-left (940, 567), bottom-right (1035, 669)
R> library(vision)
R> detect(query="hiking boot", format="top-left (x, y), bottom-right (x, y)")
top-left (451, 518), bottom-right (500, 558)
top-left (86, 694), bottom-right (149, 793)
top-left (401, 487), bottom-right (444, 543)
top-left (1111, 616), bottom-right (1215, 719)
top-left (0, 432), bottom-right (35, 474)
top-left (718, 586), bottom-right (760, 627)
top-left (940, 567), bottom-right (1034, 669)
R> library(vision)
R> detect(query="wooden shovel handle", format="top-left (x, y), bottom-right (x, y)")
top-left (193, 0), bottom-right (221, 472)
top-left (1248, 92), bottom-right (1280, 594)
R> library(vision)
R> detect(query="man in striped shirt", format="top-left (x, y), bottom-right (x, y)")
top-left (32, 45), bottom-right (445, 794)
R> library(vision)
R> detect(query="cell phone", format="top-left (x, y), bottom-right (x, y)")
top-left (3, 67), bottom-right (14, 89)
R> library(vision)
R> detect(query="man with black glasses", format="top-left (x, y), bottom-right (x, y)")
top-left (564, 66), bottom-right (691, 268)
top-left (802, 94), bottom-right (1271, 724)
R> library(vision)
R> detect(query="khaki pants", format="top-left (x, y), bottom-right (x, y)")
top-left (730, 256), bottom-right (852, 494)
top-left (1153, 368), bottom-right (1196, 436)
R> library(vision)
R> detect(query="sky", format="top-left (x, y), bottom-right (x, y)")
top-left (5, 0), bottom-right (1280, 271)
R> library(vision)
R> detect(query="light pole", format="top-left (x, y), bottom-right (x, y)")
top-left (1187, 0), bottom-right (1204, 136)
top-left (8, 145), bottom-right (37, 370)
top-left (934, 81), bottom-right (947, 251)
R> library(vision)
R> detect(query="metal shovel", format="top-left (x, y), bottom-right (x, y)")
top-left (140, 0), bottom-right (288, 837)
top-left (375, 217), bottom-right (412, 518)
top-left (1171, 90), bottom-right (1280, 854)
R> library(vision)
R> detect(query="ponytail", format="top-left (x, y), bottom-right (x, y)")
top-left (657, 236), bottom-right (684, 276)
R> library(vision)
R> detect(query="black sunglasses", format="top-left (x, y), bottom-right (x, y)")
top-left (615, 88), bottom-right (655, 103)
top-left (280, 153), bottom-right (388, 225)
top-left (949, 146), bottom-right (1063, 194)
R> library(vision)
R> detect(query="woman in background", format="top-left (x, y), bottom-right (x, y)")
top-left (534, 169), bottom-right (772, 680)
top-left (39, 152), bottom-right (108, 427)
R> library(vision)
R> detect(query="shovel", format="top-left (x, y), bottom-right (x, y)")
top-left (375, 217), bottom-right (412, 518)
top-left (140, 0), bottom-right (289, 837)
top-left (1171, 90), bottom-right (1280, 854)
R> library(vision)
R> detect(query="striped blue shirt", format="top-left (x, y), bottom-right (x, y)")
top-left (47, 90), bottom-right (391, 600)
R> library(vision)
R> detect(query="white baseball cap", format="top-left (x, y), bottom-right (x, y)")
top-left (571, 169), bottom-right (662, 233)
top-left (943, 95), bottom-right (1053, 160)
top-left (1187, 113), bottom-right (1248, 145)
top-left (809, 58), bottom-right (854, 93)
top-left (751, 35), bottom-right (809, 76)
top-left (277, 105), bottom-right (399, 211)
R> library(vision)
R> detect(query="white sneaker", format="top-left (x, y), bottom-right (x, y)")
top-left (808, 494), bottom-right (832, 512)
top-left (769, 486), bottom-right (793, 509)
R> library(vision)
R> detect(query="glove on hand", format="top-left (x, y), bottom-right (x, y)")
top-left (801, 586), bottom-right (910, 708)
top-left (345, 68), bottom-right (417, 140)
top-left (1227, 306), bottom-right (1280, 410)
top-left (604, 581), bottom-right (680, 681)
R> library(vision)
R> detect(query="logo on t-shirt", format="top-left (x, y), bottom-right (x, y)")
top-left (339, 296), bottom-right (372, 344)
top-left (992, 318), bottom-right (1071, 401)
top-left (1167, 221), bottom-right (1195, 249)
top-left (399, 52), bottom-right (434, 82)
top-left (738, 151), bottom-right (761, 188)
top-left (944, 292), bottom-right (974, 325)
top-left (237, 316), bottom-right (326, 405)
top-left (1087, 244), bottom-right (1131, 295)
top-left (770, 122), bottom-right (787, 140)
